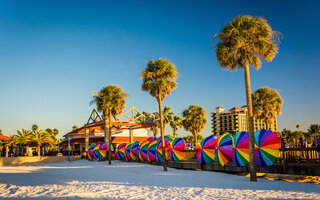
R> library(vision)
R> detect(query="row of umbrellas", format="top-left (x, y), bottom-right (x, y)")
top-left (88, 142), bottom-right (114, 161)
top-left (116, 136), bottom-right (186, 163)
top-left (196, 129), bottom-right (282, 167)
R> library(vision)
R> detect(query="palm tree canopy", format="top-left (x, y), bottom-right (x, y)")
top-left (170, 115), bottom-right (183, 132)
top-left (32, 124), bottom-right (39, 132)
top-left (140, 58), bottom-right (178, 102)
top-left (252, 86), bottom-right (283, 125)
top-left (308, 124), bottom-right (320, 135)
top-left (163, 106), bottom-right (174, 125)
top-left (215, 15), bottom-right (279, 71)
top-left (182, 105), bottom-right (207, 135)
top-left (91, 85), bottom-right (128, 120)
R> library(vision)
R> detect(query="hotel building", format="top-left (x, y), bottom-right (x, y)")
top-left (211, 106), bottom-right (277, 136)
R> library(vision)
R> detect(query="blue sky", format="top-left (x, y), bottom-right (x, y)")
top-left (0, 0), bottom-right (319, 138)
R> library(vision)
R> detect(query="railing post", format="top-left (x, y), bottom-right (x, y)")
top-left (282, 147), bottom-right (287, 174)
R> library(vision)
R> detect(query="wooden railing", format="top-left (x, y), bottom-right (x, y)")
top-left (276, 147), bottom-right (320, 167)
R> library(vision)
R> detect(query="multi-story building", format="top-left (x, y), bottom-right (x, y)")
top-left (211, 106), bottom-right (277, 136)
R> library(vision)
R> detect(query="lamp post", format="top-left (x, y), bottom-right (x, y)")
top-left (66, 135), bottom-right (70, 162)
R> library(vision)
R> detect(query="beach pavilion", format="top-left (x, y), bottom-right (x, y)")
top-left (61, 107), bottom-right (157, 154)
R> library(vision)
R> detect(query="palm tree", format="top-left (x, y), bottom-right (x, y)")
top-left (252, 87), bottom-right (283, 130)
top-left (182, 105), bottom-right (207, 145)
top-left (308, 124), bottom-right (320, 145)
top-left (163, 106), bottom-right (174, 134)
top-left (215, 15), bottom-right (280, 182)
top-left (32, 124), bottom-right (39, 132)
top-left (169, 115), bottom-right (183, 138)
top-left (16, 129), bottom-right (32, 156)
top-left (141, 58), bottom-right (178, 171)
top-left (91, 85), bottom-right (128, 165)
top-left (30, 129), bottom-right (52, 157)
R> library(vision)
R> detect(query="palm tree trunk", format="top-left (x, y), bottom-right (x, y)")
top-left (194, 132), bottom-right (198, 146)
top-left (158, 97), bottom-right (167, 171)
top-left (108, 112), bottom-right (112, 165)
top-left (244, 63), bottom-right (257, 182)
top-left (38, 144), bottom-right (41, 157)
top-left (173, 130), bottom-right (176, 138)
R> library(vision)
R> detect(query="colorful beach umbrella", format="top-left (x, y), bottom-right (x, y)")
top-left (169, 137), bottom-right (186, 162)
top-left (196, 135), bottom-right (217, 164)
top-left (255, 129), bottom-right (281, 167)
top-left (125, 143), bottom-right (133, 161)
top-left (215, 133), bottom-right (233, 166)
top-left (156, 137), bottom-right (171, 162)
top-left (99, 142), bottom-right (108, 160)
top-left (130, 141), bottom-right (140, 161)
top-left (164, 135), bottom-right (174, 142)
top-left (147, 139), bottom-right (157, 162)
top-left (147, 136), bottom-right (158, 142)
top-left (87, 143), bottom-right (96, 160)
top-left (139, 140), bottom-right (149, 161)
top-left (232, 131), bottom-right (249, 167)
top-left (317, 137), bottom-right (320, 154)
top-left (116, 143), bottom-right (126, 160)
top-left (93, 142), bottom-right (101, 160)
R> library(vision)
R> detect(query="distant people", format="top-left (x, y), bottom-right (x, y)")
top-left (299, 138), bottom-right (306, 148)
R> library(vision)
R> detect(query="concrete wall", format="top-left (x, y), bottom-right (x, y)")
top-left (0, 156), bottom-right (81, 166)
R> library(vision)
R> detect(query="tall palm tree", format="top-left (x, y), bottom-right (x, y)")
top-left (91, 85), bottom-right (128, 165)
top-left (169, 115), bottom-right (183, 138)
top-left (141, 58), bottom-right (178, 171)
top-left (252, 87), bottom-right (283, 130)
top-left (215, 15), bottom-right (280, 182)
top-left (182, 105), bottom-right (207, 145)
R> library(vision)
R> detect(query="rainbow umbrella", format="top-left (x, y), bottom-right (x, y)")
top-left (232, 131), bottom-right (249, 167)
top-left (139, 140), bottom-right (149, 161)
top-left (147, 139), bottom-right (157, 162)
top-left (147, 137), bottom-right (158, 142)
top-left (99, 142), bottom-right (108, 160)
top-left (116, 143), bottom-right (126, 160)
top-left (196, 135), bottom-right (216, 164)
top-left (125, 143), bottom-right (133, 161)
top-left (255, 129), bottom-right (281, 167)
top-left (87, 143), bottom-right (96, 160)
top-left (93, 142), bottom-right (101, 160)
top-left (215, 133), bottom-right (233, 166)
top-left (130, 141), bottom-right (140, 161)
top-left (169, 137), bottom-right (186, 162)
top-left (317, 137), bottom-right (320, 154)
top-left (164, 135), bottom-right (174, 142)
top-left (156, 137), bottom-right (171, 162)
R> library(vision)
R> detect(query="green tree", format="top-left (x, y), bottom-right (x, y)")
top-left (30, 129), bottom-right (52, 157)
top-left (308, 124), bottom-right (320, 145)
top-left (252, 87), bottom-right (283, 130)
top-left (0, 129), bottom-right (2, 135)
top-left (72, 125), bottom-right (78, 130)
top-left (215, 15), bottom-right (280, 182)
top-left (32, 124), bottom-right (39, 132)
top-left (182, 105), bottom-right (207, 145)
top-left (169, 115), bottom-right (183, 138)
top-left (16, 129), bottom-right (32, 156)
top-left (141, 58), bottom-right (178, 171)
top-left (91, 85), bottom-right (128, 165)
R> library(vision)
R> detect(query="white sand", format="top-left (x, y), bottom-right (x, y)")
top-left (0, 160), bottom-right (319, 200)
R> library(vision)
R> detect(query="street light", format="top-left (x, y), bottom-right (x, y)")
top-left (65, 135), bottom-right (70, 162)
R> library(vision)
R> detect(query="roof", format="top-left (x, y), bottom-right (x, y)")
top-left (229, 107), bottom-right (241, 111)
top-left (0, 135), bottom-right (12, 141)
top-left (216, 106), bottom-right (224, 109)
top-left (241, 105), bottom-right (248, 108)
top-left (60, 136), bottom-right (149, 145)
